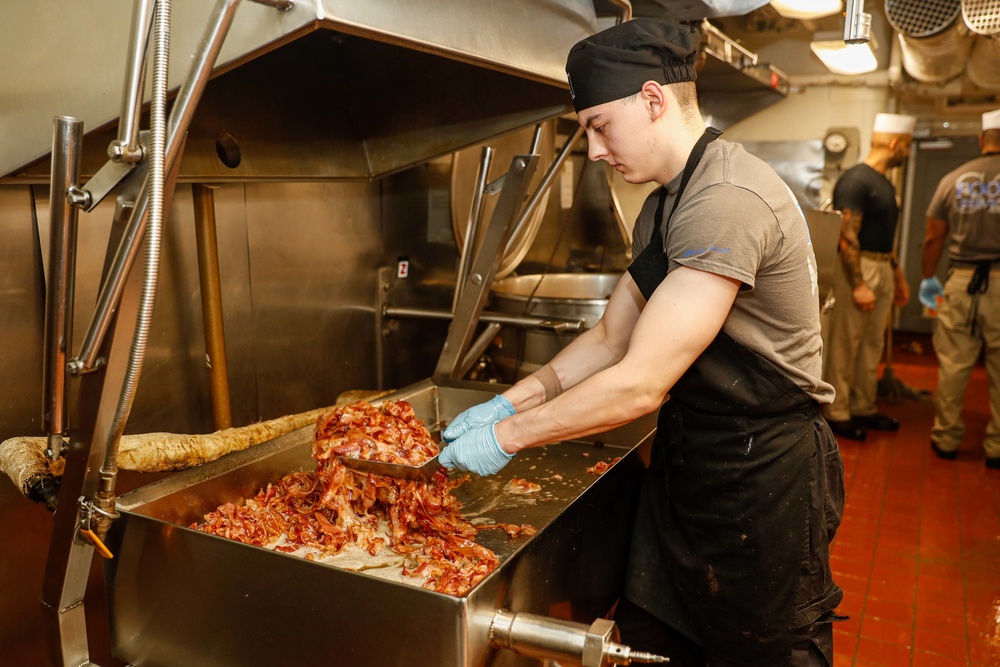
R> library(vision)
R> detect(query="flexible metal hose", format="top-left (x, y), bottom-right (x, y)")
top-left (101, 0), bottom-right (171, 482)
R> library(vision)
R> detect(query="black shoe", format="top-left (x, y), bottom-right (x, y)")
top-left (931, 440), bottom-right (957, 460)
top-left (827, 419), bottom-right (867, 441)
top-left (853, 413), bottom-right (900, 431)
top-left (986, 457), bottom-right (1000, 470)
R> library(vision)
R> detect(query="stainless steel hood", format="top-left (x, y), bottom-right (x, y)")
top-left (1, 0), bottom-right (598, 180)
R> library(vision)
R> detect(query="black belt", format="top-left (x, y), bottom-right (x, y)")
top-left (859, 250), bottom-right (893, 262)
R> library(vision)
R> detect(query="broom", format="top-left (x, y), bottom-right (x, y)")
top-left (877, 306), bottom-right (932, 403)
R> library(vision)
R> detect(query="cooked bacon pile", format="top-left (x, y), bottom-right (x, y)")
top-left (192, 400), bottom-right (501, 596)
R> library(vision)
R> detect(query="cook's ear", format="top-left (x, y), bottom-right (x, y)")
top-left (640, 81), bottom-right (667, 120)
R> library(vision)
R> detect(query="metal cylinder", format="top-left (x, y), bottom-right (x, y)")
top-left (192, 184), bottom-right (233, 430)
top-left (967, 35), bottom-right (1000, 88)
top-left (112, 0), bottom-right (154, 163)
top-left (42, 116), bottom-right (83, 461)
top-left (962, 0), bottom-right (1000, 36)
top-left (491, 611), bottom-right (613, 665)
top-left (886, 0), bottom-right (972, 83)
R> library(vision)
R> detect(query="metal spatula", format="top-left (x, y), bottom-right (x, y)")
top-left (337, 454), bottom-right (442, 482)
top-left (337, 430), bottom-right (444, 482)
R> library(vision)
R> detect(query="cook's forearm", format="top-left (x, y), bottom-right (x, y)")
top-left (503, 327), bottom-right (624, 410)
top-left (838, 208), bottom-right (864, 289)
top-left (922, 217), bottom-right (948, 278)
top-left (498, 363), bottom-right (664, 451)
top-left (503, 275), bottom-right (643, 412)
top-left (498, 266), bottom-right (739, 452)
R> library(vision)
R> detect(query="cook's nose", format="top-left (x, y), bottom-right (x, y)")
top-left (587, 135), bottom-right (607, 162)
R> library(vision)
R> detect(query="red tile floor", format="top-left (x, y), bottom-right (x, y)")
top-left (830, 336), bottom-right (1000, 666)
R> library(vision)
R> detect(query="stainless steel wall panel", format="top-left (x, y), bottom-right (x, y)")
top-left (380, 164), bottom-right (458, 389)
top-left (0, 187), bottom-right (45, 442)
top-left (245, 181), bottom-right (383, 418)
top-left (129, 185), bottom-right (218, 435)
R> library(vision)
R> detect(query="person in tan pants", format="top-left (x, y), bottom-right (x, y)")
top-left (920, 108), bottom-right (1000, 469)
top-left (823, 113), bottom-right (913, 441)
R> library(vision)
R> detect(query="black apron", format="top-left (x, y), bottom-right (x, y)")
top-left (622, 129), bottom-right (845, 666)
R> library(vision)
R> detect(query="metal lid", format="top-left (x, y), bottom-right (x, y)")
top-left (885, 0), bottom-right (961, 37)
top-left (962, 0), bottom-right (1000, 35)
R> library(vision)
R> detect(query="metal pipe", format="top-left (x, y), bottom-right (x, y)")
top-left (72, 0), bottom-right (243, 375)
top-left (452, 146), bottom-right (493, 313)
top-left (844, 0), bottom-right (871, 43)
top-left (42, 116), bottom-right (84, 463)
top-left (502, 126), bottom-right (584, 259)
top-left (192, 183), bottom-right (233, 430)
top-left (97, 0), bottom-right (172, 511)
top-left (458, 322), bottom-right (502, 379)
top-left (490, 610), bottom-right (668, 666)
top-left (529, 124), bottom-right (543, 155)
top-left (110, 0), bottom-right (154, 164)
top-left (386, 306), bottom-right (584, 332)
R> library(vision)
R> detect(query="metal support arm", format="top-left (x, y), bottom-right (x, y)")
top-left (433, 154), bottom-right (538, 380)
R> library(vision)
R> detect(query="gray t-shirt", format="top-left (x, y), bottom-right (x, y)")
top-left (926, 153), bottom-right (1000, 263)
top-left (632, 140), bottom-right (834, 404)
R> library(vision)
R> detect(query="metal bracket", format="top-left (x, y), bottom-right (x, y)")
top-left (485, 172), bottom-right (506, 195)
top-left (80, 159), bottom-right (139, 212)
top-left (434, 154), bottom-right (539, 380)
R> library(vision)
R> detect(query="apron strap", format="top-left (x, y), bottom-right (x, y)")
top-left (648, 126), bottom-right (723, 245)
top-left (628, 127), bottom-right (722, 301)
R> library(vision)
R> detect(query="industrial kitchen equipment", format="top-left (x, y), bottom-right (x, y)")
top-left (104, 379), bottom-right (661, 666)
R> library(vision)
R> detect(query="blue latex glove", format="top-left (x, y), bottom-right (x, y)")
top-left (442, 395), bottom-right (515, 442)
top-left (438, 423), bottom-right (514, 476)
top-left (919, 277), bottom-right (944, 309)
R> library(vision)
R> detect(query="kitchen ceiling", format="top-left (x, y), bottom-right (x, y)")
top-left (601, 1), bottom-right (1000, 112)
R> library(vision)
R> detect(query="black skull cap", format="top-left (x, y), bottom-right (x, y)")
top-left (565, 19), bottom-right (700, 113)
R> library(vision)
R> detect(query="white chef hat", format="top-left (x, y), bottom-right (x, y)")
top-left (983, 109), bottom-right (1000, 131)
top-left (872, 112), bottom-right (916, 136)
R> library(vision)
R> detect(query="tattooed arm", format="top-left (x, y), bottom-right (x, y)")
top-left (838, 207), bottom-right (876, 311)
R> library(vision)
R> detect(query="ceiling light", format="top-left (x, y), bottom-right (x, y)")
top-left (810, 31), bottom-right (878, 75)
top-left (770, 0), bottom-right (842, 20)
